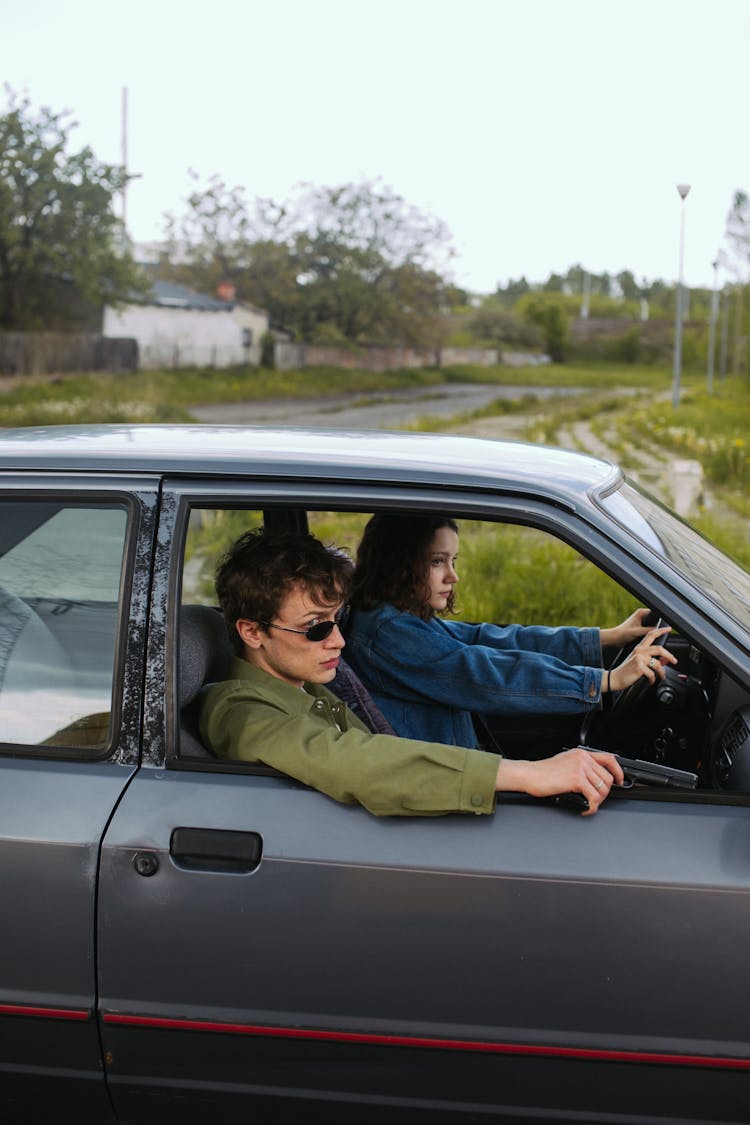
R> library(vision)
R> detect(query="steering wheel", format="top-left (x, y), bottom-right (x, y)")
top-left (580, 611), bottom-right (671, 747)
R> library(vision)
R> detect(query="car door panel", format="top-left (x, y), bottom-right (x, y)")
top-left (98, 768), bottom-right (750, 1123)
top-left (95, 476), bottom-right (750, 1122)
top-left (0, 760), bottom-right (136, 1123)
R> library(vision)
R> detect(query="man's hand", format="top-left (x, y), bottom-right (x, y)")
top-left (495, 747), bottom-right (625, 815)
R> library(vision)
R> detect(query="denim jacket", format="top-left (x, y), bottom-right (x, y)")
top-left (344, 604), bottom-right (603, 748)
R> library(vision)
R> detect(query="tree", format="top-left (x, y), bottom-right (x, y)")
top-left (616, 270), bottom-right (642, 302)
top-left (161, 172), bottom-right (252, 292)
top-left (723, 190), bottom-right (750, 375)
top-left (161, 175), bottom-right (300, 325)
top-left (468, 296), bottom-right (543, 349)
top-left (495, 276), bottom-right (531, 304)
top-left (724, 190), bottom-right (750, 273)
top-left (543, 271), bottom-right (565, 293)
top-left (517, 294), bottom-right (569, 362)
top-left (0, 89), bottom-right (146, 330)
top-left (162, 177), bottom-right (456, 345)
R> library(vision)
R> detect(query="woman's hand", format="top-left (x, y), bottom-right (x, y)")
top-left (600, 607), bottom-right (656, 649)
top-left (495, 747), bottom-right (624, 815)
top-left (607, 627), bottom-right (677, 692)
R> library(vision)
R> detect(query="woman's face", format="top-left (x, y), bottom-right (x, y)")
top-left (424, 525), bottom-right (459, 612)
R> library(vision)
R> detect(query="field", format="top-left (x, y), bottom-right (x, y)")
top-left (3, 361), bottom-right (749, 623)
top-left (0, 361), bottom-right (692, 427)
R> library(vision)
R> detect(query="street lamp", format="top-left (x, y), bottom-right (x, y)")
top-left (707, 256), bottom-right (719, 393)
top-left (672, 183), bottom-right (691, 408)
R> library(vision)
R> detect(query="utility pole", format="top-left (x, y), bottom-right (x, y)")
top-left (719, 285), bottom-right (729, 380)
top-left (121, 86), bottom-right (129, 232)
top-left (671, 183), bottom-right (691, 408)
top-left (580, 270), bottom-right (590, 320)
top-left (707, 257), bottom-right (719, 393)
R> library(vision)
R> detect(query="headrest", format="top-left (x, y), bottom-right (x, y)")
top-left (179, 604), bottom-right (235, 707)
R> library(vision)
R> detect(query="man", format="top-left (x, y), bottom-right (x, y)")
top-left (199, 528), bottom-right (624, 817)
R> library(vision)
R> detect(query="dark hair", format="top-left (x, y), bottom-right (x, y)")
top-left (215, 528), bottom-right (353, 652)
top-left (352, 514), bottom-right (458, 621)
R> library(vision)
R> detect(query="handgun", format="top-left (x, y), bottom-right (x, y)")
top-left (613, 754), bottom-right (697, 790)
top-left (551, 749), bottom-right (698, 813)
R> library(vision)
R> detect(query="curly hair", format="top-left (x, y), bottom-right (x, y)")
top-left (215, 528), bottom-right (353, 653)
top-left (351, 513), bottom-right (458, 621)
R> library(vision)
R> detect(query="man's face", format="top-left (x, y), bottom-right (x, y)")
top-left (238, 582), bottom-right (345, 688)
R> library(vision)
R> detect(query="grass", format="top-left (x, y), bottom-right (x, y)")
top-left (451, 521), bottom-right (641, 626)
top-left (404, 392), bottom-right (541, 432)
top-left (0, 366), bottom-right (447, 426)
top-left (440, 361), bottom-right (689, 390)
top-left (0, 360), bottom-right (688, 428)
top-left (615, 379), bottom-right (750, 489)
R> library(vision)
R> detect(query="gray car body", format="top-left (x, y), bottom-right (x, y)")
top-left (0, 425), bottom-right (748, 1125)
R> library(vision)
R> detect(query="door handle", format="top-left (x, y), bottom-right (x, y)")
top-left (170, 827), bottom-right (262, 873)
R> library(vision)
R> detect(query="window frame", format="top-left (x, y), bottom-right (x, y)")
top-left (0, 476), bottom-right (156, 765)
top-left (158, 476), bottom-right (750, 810)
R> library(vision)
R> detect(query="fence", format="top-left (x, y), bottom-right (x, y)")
top-left (273, 343), bottom-right (519, 371)
top-left (0, 333), bottom-right (137, 376)
top-left (275, 343), bottom-right (438, 371)
top-left (1, 334), bottom-right (544, 376)
top-left (139, 341), bottom-right (261, 369)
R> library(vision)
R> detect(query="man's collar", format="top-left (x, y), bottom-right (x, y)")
top-left (228, 655), bottom-right (331, 710)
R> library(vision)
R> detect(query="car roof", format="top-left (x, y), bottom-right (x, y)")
top-left (0, 424), bottom-right (620, 500)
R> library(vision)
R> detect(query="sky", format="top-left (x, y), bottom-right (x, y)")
top-left (3, 0), bottom-right (749, 295)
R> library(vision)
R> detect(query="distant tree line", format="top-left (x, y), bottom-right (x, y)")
top-left (2, 89), bottom-right (750, 375)
top-left (466, 205), bottom-right (750, 372)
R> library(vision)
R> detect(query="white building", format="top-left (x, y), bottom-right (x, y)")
top-left (103, 281), bottom-right (269, 369)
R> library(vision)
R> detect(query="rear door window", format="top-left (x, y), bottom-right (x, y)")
top-left (0, 501), bottom-right (128, 749)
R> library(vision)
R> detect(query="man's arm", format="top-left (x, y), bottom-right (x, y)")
top-left (200, 681), bottom-right (622, 818)
top-left (200, 684), bottom-right (500, 817)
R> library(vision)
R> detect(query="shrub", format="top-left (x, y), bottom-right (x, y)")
top-left (260, 332), bottom-right (275, 368)
top-left (517, 295), bottom-right (569, 362)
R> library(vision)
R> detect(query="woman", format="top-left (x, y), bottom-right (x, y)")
top-left (345, 514), bottom-right (674, 748)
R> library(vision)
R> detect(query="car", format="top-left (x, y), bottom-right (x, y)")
top-left (0, 423), bottom-right (749, 1125)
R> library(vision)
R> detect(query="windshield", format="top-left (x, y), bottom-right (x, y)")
top-left (601, 481), bottom-right (750, 633)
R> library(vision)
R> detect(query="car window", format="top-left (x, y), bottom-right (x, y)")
top-left (602, 481), bottom-right (750, 633)
top-left (0, 501), bottom-right (128, 750)
top-left (178, 505), bottom-right (637, 633)
top-left (179, 501), bottom-right (740, 803)
top-left (182, 508), bottom-right (264, 604)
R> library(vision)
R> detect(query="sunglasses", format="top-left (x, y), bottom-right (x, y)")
top-left (260, 607), bottom-right (348, 643)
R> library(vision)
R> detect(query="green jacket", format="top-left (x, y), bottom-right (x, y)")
top-left (198, 658), bottom-right (500, 817)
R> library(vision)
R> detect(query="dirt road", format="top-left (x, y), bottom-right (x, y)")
top-left (189, 383), bottom-right (584, 429)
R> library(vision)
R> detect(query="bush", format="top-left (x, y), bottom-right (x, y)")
top-left (517, 295), bottom-right (569, 363)
top-left (260, 332), bottom-right (275, 368)
top-left (568, 328), bottom-right (667, 366)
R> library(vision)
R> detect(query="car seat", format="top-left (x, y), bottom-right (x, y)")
top-left (179, 604), bottom-right (235, 758)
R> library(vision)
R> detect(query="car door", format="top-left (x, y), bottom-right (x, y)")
top-left (0, 479), bottom-right (156, 1125)
top-left (97, 480), bottom-right (750, 1125)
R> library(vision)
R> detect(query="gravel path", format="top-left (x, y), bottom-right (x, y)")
top-left (188, 384), bottom-right (585, 429)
